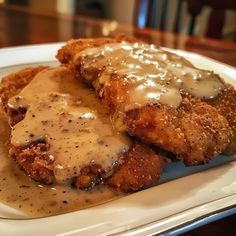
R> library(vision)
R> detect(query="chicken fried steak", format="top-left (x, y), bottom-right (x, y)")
top-left (57, 37), bottom-right (235, 165)
top-left (0, 66), bottom-right (164, 192)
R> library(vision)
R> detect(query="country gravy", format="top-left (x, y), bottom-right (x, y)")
top-left (8, 67), bottom-right (131, 184)
top-left (0, 117), bottom-right (122, 217)
top-left (76, 42), bottom-right (224, 110)
top-left (0, 67), bottom-right (129, 217)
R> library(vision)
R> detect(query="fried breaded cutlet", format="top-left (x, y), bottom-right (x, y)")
top-left (0, 66), bottom-right (164, 192)
top-left (10, 140), bottom-right (164, 192)
top-left (56, 36), bottom-right (235, 165)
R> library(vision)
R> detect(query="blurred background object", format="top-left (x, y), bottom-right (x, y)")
top-left (134, 0), bottom-right (236, 41)
top-left (1, 0), bottom-right (236, 41)
top-left (186, 0), bottom-right (236, 40)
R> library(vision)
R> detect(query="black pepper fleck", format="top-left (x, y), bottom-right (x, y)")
top-left (41, 120), bottom-right (48, 125)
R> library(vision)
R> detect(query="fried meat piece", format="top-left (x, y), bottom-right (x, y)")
top-left (10, 141), bottom-right (54, 184)
top-left (10, 140), bottom-right (164, 191)
top-left (103, 77), bottom-right (232, 165)
top-left (103, 76), bottom-right (235, 160)
top-left (10, 139), bottom-right (103, 188)
top-left (10, 140), bottom-right (103, 188)
top-left (1, 66), bottom-right (164, 192)
top-left (107, 144), bottom-right (164, 192)
top-left (0, 66), bottom-right (47, 125)
top-left (56, 37), bottom-right (234, 165)
top-left (125, 99), bottom-right (231, 165)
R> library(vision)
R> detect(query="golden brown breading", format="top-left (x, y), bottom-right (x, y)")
top-left (125, 100), bottom-right (231, 165)
top-left (56, 35), bottom-right (136, 65)
top-left (56, 36), bottom-right (235, 164)
top-left (74, 164), bottom-right (103, 189)
top-left (11, 140), bottom-right (164, 192)
top-left (102, 77), bottom-right (232, 165)
top-left (207, 85), bottom-right (236, 155)
top-left (10, 139), bottom-right (104, 188)
top-left (10, 142), bottom-right (54, 184)
top-left (107, 144), bottom-right (164, 192)
top-left (103, 77), bottom-right (233, 165)
top-left (101, 71), bottom-right (236, 159)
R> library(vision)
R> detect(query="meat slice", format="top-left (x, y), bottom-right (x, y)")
top-left (0, 66), bottom-right (165, 192)
top-left (10, 140), bottom-right (164, 191)
top-left (56, 36), bottom-right (235, 164)
top-left (125, 99), bottom-right (231, 165)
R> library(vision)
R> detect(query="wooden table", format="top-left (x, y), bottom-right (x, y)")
top-left (1, 4), bottom-right (236, 67)
top-left (0, 3), bottom-right (236, 235)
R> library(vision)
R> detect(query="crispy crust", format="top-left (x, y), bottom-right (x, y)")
top-left (10, 142), bottom-right (54, 184)
top-left (56, 35), bottom-right (137, 65)
top-left (107, 144), bottom-right (164, 192)
top-left (11, 140), bottom-right (164, 192)
top-left (207, 85), bottom-right (236, 154)
top-left (125, 100), bottom-right (231, 165)
top-left (103, 76), bottom-right (236, 159)
top-left (56, 36), bottom-right (235, 163)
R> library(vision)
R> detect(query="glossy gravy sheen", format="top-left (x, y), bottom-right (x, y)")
top-left (0, 115), bottom-right (122, 217)
top-left (8, 67), bottom-right (131, 184)
top-left (77, 42), bottom-right (224, 110)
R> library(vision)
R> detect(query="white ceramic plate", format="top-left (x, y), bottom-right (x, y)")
top-left (0, 43), bottom-right (236, 236)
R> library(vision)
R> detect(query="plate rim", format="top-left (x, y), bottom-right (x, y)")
top-left (0, 43), bottom-right (236, 236)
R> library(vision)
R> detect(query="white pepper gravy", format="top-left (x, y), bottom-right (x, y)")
top-left (8, 67), bottom-right (131, 184)
top-left (0, 65), bottom-right (129, 217)
top-left (0, 119), bottom-right (121, 217)
top-left (76, 42), bottom-right (224, 110)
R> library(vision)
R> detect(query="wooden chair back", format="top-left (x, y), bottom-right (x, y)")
top-left (134, 0), bottom-right (236, 40)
